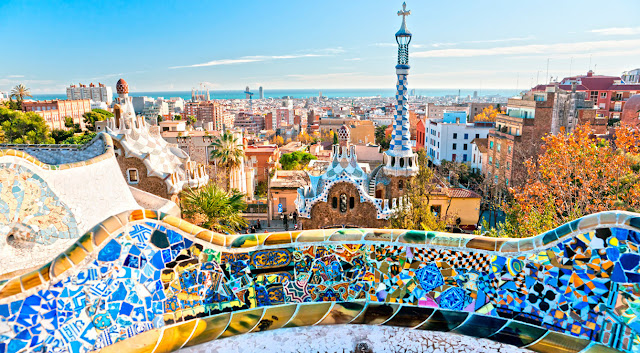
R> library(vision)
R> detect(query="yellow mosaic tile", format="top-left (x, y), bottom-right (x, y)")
top-left (97, 328), bottom-right (160, 353)
top-left (525, 330), bottom-right (590, 353)
top-left (0, 278), bottom-right (22, 299)
top-left (264, 232), bottom-right (293, 246)
top-left (182, 313), bottom-right (231, 347)
top-left (63, 244), bottom-right (89, 265)
top-left (19, 270), bottom-right (42, 291)
top-left (249, 304), bottom-right (298, 333)
top-left (50, 255), bottom-right (74, 278)
top-left (153, 320), bottom-right (198, 353)
top-left (283, 302), bottom-right (332, 328)
top-left (92, 224), bottom-right (111, 246)
top-left (218, 308), bottom-right (264, 338)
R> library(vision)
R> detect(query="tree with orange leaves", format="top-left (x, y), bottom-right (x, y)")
top-left (474, 106), bottom-right (499, 122)
top-left (501, 124), bottom-right (640, 238)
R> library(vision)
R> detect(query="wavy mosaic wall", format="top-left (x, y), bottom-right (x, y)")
top-left (1, 210), bottom-right (640, 353)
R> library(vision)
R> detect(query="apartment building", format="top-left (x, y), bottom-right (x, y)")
top-left (22, 99), bottom-right (91, 130)
top-left (66, 83), bottom-right (113, 105)
top-left (425, 111), bottom-right (494, 164)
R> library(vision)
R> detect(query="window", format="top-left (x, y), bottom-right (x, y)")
top-left (332, 197), bottom-right (338, 209)
top-left (463, 154), bottom-right (468, 162)
top-left (497, 143), bottom-right (501, 152)
top-left (339, 194), bottom-right (348, 213)
top-left (452, 143), bottom-right (457, 150)
top-left (508, 146), bottom-right (512, 153)
top-left (464, 133), bottom-right (468, 139)
top-left (496, 160), bottom-right (500, 168)
top-left (463, 144), bottom-right (468, 151)
top-left (475, 134), bottom-right (479, 139)
top-left (600, 92), bottom-right (607, 99)
top-left (452, 154), bottom-right (457, 161)
top-left (489, 141), bottom-right (494, 149)
top-left (127, 169), bottom-right (139, 184)
top-left (431, 205), bottom-right (441, 217)
top-left (590, 91), bottom-right (598, 102)
top-left (506, 178), bottom-right (509, 186)
top-left (506, 161), bottom-right (510, 170)
top-left (489, 156), bottom-right (493, 165)
top-left (398, 180), bottom-right (404, 190)
top-left (453, 133), bottom-right (458, 139)
top-left (349, 197), bottom-right (355, 209)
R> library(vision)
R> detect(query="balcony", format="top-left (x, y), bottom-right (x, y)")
top-left (489, 130), bottom-right (522, 142)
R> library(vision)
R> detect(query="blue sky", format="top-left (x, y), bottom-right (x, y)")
top-left (1, 0), bottom-right (639, 93)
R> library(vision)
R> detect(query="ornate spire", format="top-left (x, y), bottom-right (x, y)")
top-left (383, 2), bottom-right (418, 177)
top-left (395, 2), bottom-right (412, 68)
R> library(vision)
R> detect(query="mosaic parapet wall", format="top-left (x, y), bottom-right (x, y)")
top-left (0, 134), bottom-right (139, 277)
top-left (1, 211), bottom-right (640, 353)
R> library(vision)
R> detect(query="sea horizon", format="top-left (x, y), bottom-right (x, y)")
top-left (28, 88), bottom-right (521, 101)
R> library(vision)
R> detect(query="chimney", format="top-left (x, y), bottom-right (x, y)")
top-left (587, 70), bottom-right (593, 77)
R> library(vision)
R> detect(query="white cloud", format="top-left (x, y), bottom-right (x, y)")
top-left (372, 43), bottom-right (397, 47)
top-left (465, 35), bottom-right (535, 44)
top-left (171, 48), bottom-right (341, 69)
top-left (345, 58), bottom-right (361, 61)
top-left (413, 39), bottom-right (640, 58)
top-left (590, 27), bottom-right (640, 35)
top-left (7, 75), bottom-right (24, 78)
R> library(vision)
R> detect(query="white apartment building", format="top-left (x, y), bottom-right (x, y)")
top-left (425, 111), bottom-right (495, 165)
top-left (66, 83), bottom-right (113, 105)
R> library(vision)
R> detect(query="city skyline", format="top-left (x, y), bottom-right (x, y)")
top-left (1, 0), bottom-right (639, 94)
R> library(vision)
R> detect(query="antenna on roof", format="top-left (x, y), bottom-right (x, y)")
top-left (546, 58), bottom-right (550, 84)
top-left (589, 54), bottom-right (592, 71)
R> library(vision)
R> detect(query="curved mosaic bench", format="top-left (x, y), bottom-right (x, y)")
top-left (1, 210), bottom-right (640, 353)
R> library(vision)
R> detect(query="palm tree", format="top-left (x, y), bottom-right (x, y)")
top-left (181, 184), bottom-right (248, 233)
top-left (210, 131), bottom-right (244, 190)
top-left (10, 84), bottom-right (32, 102)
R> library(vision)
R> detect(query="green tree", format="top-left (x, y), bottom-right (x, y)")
top-left (209, 131), bottom-right (245, 190)
top-left (61, 132), bottom-right (96, 145)
top-left (64, 117), bottom-right (81, 133)
top-left (255, 180), bottom-right (268, 198)
top-left (181, 184), bottom-right (248, 233)
top-left (83, 111), bottom-right (107, 131)
top-left (174, 115), bottom-right (182, 120)
top-left (333, 131), bottom-right (339, 145)
top-left (375, 125), bottom-right (391, 150)
top-left (279, 151), bottom-right (317, 170)
top-left (186, 115), bottom-right (197, 126)
top-left (0, 107), bottom-right (53, 144)
top-left (389, 150), bottom-right (447, 231)
top-left (52, 129), bottom-right (75, 144)
top-left (10, 84), bottom-right (32, 102)
top-left (92, 108), bottom-right (114, 118)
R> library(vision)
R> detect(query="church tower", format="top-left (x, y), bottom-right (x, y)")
top-left (383, 2), bottom-right (418, 177)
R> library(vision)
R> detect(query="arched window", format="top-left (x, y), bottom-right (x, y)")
top-left (391, 157), bottom-right (395, 167)
top-left (332, 197), bottom-right (338, 209)
top-left (400, 158), bottom-right (405, 167)
top-left (398, 180), bottom-right (404, 191)
top-left (349, 197), bottom-right (355, 209)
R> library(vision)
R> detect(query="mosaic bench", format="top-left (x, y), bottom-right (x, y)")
top-left (1, 210), bottom-right (640, 353)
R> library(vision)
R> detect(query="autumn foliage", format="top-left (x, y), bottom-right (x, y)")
top-left (503, 124), bottom-right (640, 238)
top-left (474, 105), bottom-right (499, 122)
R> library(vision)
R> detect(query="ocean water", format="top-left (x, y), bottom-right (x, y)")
top-left (31, 88), bottom-right (519, 101)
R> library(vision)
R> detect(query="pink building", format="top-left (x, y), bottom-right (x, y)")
top-left (22, 99), bottom-right (91, 130)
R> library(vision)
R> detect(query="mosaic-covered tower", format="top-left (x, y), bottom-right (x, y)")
top-left (383, 2), bottom-right (418, 177)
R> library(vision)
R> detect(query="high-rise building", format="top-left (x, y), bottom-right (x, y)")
top-left (66, 83), bottom-right (113, 105)
top-left (183, 101), bottom-right (230, 131)
top-left (259, 86), bottom-right (264, 99)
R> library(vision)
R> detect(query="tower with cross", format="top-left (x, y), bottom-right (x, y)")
top-left (383, 2), bottom-right (418, 177)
